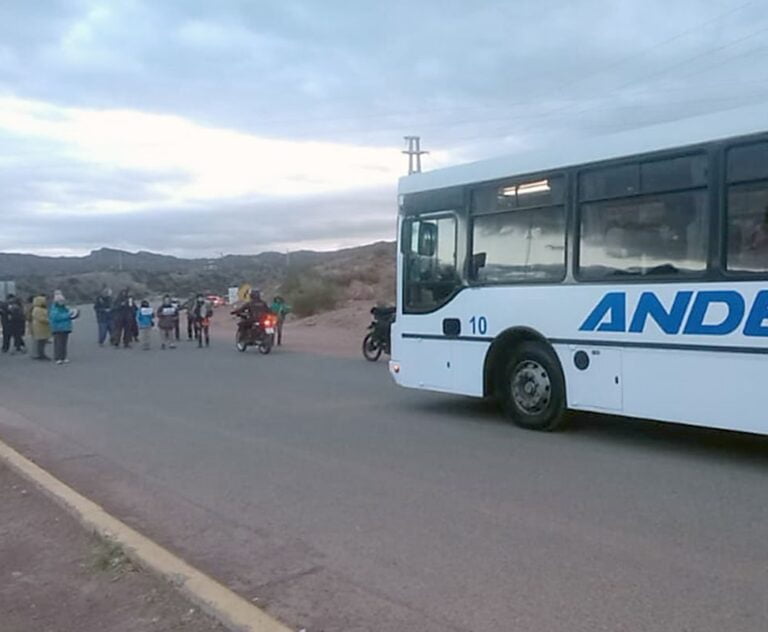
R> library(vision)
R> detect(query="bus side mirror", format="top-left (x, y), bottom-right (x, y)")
top-left (400, 220), bottom-right (412, 254)
top-left (418, 223), bottom-right (437, 257)
top-left (471, 252), bottom-right (487, 277)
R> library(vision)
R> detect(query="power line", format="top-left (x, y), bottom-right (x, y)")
top-left (627, 41), bottom-right (768, 90)
top-left (436, 19), bottom-right (768, 148)
top-left (233, 0), bottom-right (758, 131)
top-left (436, 91), bottom-right (768, 149)
top-left (331, 72), bottom-right (768, 146)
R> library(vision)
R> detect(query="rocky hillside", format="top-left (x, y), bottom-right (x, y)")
top-left (2, 242), bottom-right (396, 317)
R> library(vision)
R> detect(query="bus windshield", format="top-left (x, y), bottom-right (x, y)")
top-left (403, 214), bottom-right (461, 311)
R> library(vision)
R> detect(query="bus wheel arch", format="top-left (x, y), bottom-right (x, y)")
top-left (483, 328), bottom-right (567, 431)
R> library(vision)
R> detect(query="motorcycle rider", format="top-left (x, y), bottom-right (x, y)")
top-left (232, 289), bottom-right (269, 340)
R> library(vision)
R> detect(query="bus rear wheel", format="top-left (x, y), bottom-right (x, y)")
top-left (501, 341), bottom-right (566, 431)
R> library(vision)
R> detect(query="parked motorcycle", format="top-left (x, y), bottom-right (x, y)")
top-left (362, 305), bottom-right (395, 362)
top-left (236, 312), bottom-right (276, 354)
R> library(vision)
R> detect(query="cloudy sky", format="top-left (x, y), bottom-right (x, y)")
top-left (1, 0), bottom-right (767, 257)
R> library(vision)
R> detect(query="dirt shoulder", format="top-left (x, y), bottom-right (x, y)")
top-left (0, 462), bottom-right (227, 632)
top-left (212, 300), bottom-right (379, 359)
top-left (283, 302), bottom-right (375, 358)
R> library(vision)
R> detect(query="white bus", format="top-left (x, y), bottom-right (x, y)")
top-left (389, 106), bottom-right (768, 434)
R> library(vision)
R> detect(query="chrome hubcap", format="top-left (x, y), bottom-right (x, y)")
top-left (511, 360), bottom-right (551, 415)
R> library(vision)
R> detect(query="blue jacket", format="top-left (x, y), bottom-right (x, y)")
top-left (49, 303), bottom-right (73, 333)
top-left (137, 306), bottom-right (154, 329)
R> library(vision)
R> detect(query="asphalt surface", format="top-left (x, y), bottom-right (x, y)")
top-left (1, 310), bottom-right (768, 632)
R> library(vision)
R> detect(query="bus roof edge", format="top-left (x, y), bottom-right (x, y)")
top-left (399, 104), bottom-right (768, 195)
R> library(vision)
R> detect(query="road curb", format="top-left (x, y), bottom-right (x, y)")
top-left (0, 437), bottom-right (292, 632)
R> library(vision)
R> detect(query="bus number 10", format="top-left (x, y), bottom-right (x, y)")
top-left (469, 316), bottom-right (488, 335)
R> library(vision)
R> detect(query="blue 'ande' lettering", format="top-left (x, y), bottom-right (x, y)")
top-left (628, 291), bottom-right (693, 334)
top-left (581, 289), bottom-right (768, 337)
top-left (683, 291), bottom-right (745, 335)
top-left (744, 290), bottom-right (768, 337)
top-left (579, 292), bottom-right (626, 332)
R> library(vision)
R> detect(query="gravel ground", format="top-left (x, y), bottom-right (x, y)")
top-left (0, 463), bottom-right (228, 632)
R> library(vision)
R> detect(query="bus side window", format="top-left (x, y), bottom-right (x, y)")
top-left (726, 143), bottom-right (768, 274)
top-left (726, 190), bottom-right (768, 273)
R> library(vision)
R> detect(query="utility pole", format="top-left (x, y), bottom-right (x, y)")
top-left (402, 136), bottom-right (428, 175)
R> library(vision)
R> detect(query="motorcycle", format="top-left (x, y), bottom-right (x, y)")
top-left (362, 305), bottom-right (395, 362)
top-left (235, 312), bottom-right (276, 354)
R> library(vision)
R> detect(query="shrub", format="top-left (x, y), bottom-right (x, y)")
top-left (283, 276), bottom-right (338, 317)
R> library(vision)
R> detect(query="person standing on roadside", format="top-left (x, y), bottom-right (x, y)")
top-left (184, 296), bottom-right (195, 341)
top-left (111, 288), bottom-right (133, 348)
top-left (191, 293), bottom-right (213, 348)
top-left (269, 295), bottom-right (291, 346)
top-left (157, 295), bottom-right (178, 350)
top-left (170, 297), bottom-right (182, 341)
top-left (30, 295), bottom-right (51, 361)
top-left (94, 287), bottom-right (113, 346)
top-left (49, 290), bottom-right (77, 365)
top-left (137, 299), bottom-right (155, 350)
top-left (25, 296), bottom-right (34, 349)
top-left (7, 295), bottom-right (27, 354)
top-left (1, 294), bottom-right (26, 354)
top-left (127, 296), bottom-right (139, 343)
top-left (0, 296), bottom-right (10, 354)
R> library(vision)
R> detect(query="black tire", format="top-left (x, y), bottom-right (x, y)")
top-left (362, 333), bottom-right (382, 362)
top-left (236, 331), bottom-right (248, 352)
top-left (259, 335), bottom-right (274, 354)
top-left (499, 341), bottom-right (566, 431)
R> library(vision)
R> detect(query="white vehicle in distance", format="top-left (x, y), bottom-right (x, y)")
top-left (389, 105), bottom-right (768, 435)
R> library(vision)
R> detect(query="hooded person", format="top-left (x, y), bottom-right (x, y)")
top-left (127, 295), bottom-right (139, 342)
top-left (94, 286), bottom-right (113, 345)
top-left (136, 299), bottom-right (155, 350)
top-left (7, 294), bottom-right (26, 353)
top-left (1, 293), bottom-right (26, 354)
top-left (156, 294), bottom-right (178, 349)
top-left (110, 288), bottom-right (133, 348)
top-left (49, 290), bottom-right (77, 364)
top-left (191, 293), bottom-right (213, 348)
top-left (30, 295), bottom-right (51, 360)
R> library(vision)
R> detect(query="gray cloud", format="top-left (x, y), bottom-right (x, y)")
top-left (5, 1), bottom-right (766, 144)
top-left (0, 129), bottom-right (190, 210)
top-left (1, 1), bottom-right (767, 255)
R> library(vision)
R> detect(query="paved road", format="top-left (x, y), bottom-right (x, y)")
top-left (1, 310), bottom-right (768, 632)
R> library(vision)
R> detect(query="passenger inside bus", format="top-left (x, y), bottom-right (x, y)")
top-left (728, 191), bottom-right (768, 272)
top-left (583, 192), bottom-right (707, 277)
top-left (749, 206), bottom-right (768, 251)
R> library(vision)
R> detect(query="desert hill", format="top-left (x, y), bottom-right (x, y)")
top-left (1, 242), bottom-right (396, 317)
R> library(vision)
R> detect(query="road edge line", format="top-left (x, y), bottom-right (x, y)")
top-left (0, 437), bottom-right (292, 632)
